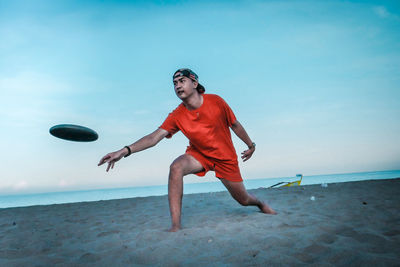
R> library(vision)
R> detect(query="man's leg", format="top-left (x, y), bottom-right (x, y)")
top-left (168, 154), bottom-right (204, 232)
top-left (219, 178), bottom-right (277, 214)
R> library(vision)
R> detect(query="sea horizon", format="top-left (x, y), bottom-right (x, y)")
top-left (1, 169), bottom-right (399, 209)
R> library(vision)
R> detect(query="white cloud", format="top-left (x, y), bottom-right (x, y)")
top-left (58, 179), bottom-right (75, 188)
top-left (373, 6), bottom-right (389, 18)
top-left (372, 6), bottom-right (400, 20)
top-left (14, 180), bottom-right (29, 190)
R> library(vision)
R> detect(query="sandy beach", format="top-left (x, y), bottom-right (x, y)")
top-left (1, 178), bottom-right (399, 266)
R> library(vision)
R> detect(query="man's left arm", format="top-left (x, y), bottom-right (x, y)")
top-left (230, 120), bottom-right (256, 162)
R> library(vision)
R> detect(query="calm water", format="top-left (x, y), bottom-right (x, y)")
top-left (1, 170), bottom-right (399, 209)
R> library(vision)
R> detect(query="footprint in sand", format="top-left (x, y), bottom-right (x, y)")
top-left (80, 252), bottom-right (101, 263)
top-left (383, 229), bottom-right (400, 237)
top-left (97, 230), bottom-right (121, 238)
top-left (316, 233), bottom-right (337, 244)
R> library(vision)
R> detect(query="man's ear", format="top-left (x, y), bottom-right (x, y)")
top-left (193, 80), bottom-right (198, 88)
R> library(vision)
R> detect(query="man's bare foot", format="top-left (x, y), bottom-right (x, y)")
top-left (259, 201), bottom-right (277, 215)
top-left (167, 225), bottom-right (181, 232)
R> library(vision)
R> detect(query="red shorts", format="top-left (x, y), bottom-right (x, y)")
top-left (186, 148), bottom-right (243, 182)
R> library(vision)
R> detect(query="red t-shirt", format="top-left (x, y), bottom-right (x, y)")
top-left (160, 94), bottom-right (238, 161)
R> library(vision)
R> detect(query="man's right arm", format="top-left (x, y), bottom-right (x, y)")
top-left (98, 128), bottom-right (169, 171)
top-left (124, 128), bottom-right (169, 156)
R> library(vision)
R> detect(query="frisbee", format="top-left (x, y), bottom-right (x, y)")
top-left (49, 124), bottom-right (98, 142)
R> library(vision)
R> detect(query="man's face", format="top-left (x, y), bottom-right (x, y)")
top-left (173, 75), bottom-right (198, 100)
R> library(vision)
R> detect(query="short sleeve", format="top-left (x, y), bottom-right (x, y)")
top-left (218, 96), bottom-right (237, 127)
top-left (159, 110), bottom-right (180, 139)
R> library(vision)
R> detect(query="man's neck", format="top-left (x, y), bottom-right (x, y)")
top-left (183, 93), bottom-right (203, 111)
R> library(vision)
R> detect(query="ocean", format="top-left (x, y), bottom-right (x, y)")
top-left (1, 170), bottom-right (399, 209)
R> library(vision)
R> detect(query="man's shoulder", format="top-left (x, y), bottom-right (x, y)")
top-left (205, 93), bottom-right (225, 102)
top-left (167, 103), bottom-right (185, 116)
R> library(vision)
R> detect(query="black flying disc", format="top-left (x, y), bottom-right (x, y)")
top-left (49, 124), bottom-right (98, 142)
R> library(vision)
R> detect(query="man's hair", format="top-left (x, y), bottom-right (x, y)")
top-left (173, 68), bottom-right (206, 94)
top-left (195, 83), bottom-right (205, 94)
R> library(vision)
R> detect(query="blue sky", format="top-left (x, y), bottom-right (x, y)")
top-left (1, 0), bottom-right (399, 195)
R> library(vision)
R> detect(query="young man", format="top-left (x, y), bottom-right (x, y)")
top-left (98, 68), bottom-right (276, 232)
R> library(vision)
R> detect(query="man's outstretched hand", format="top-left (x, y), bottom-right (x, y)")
top-left (98, 149), bottom-right (126, 172)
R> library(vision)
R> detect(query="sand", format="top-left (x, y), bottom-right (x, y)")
top-left (1, 178), bottom-right (399, 266)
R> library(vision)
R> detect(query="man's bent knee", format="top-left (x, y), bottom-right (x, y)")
top-left (169, 162), bottom-right (183, 178)
top-left (168, 164), bottom-right (183, 185)
top-left (169, 154), bottom-right (204, 178)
